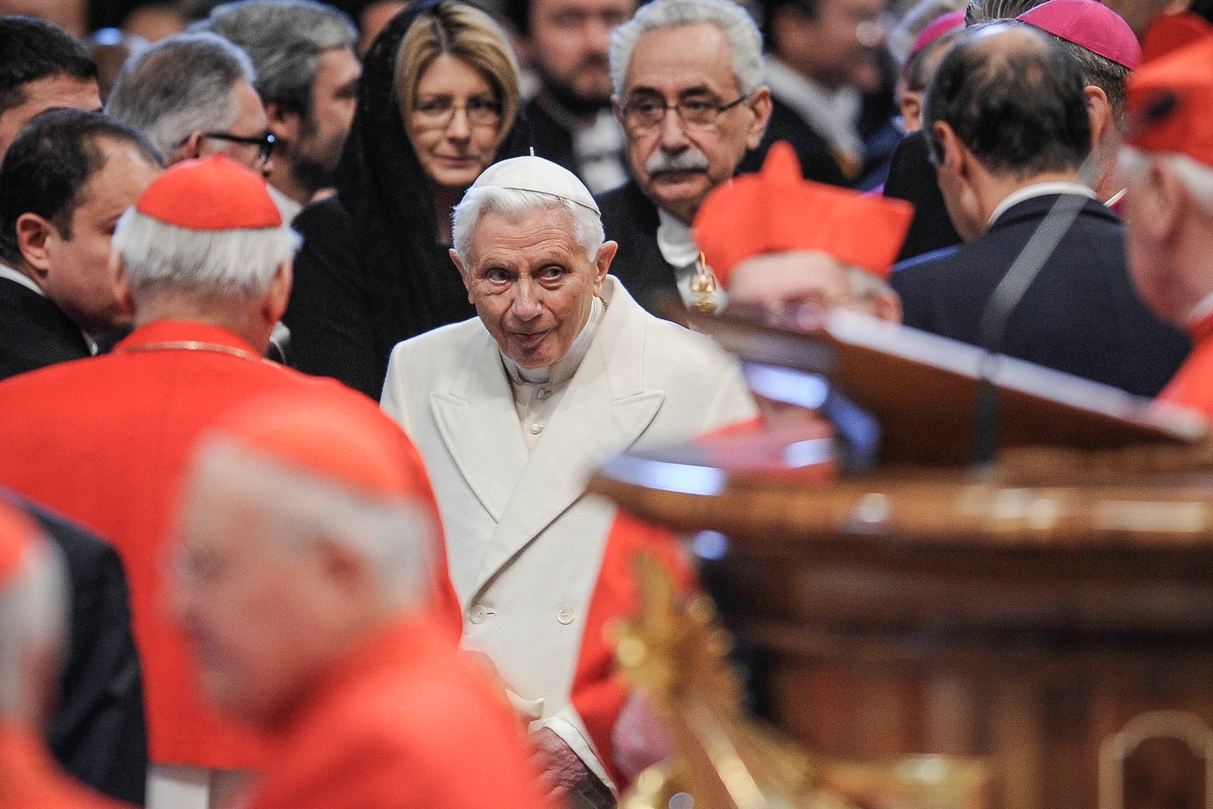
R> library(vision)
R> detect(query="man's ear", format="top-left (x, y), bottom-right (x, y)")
top-left (1084, 84), bottom-right (1113, 147)
top-left (449, 248), bottom-right (474, 304)
top-left (594, 240), bottom-right (618, 295)
top-left (169, 130), bottom-right (206, 163)
top-left (265, 100), bottom-right (301, 145)
top-left (746, 87), bottom-right (773, 150)
top-left (264, 261), bottom-right (293, 325)
top-left (15, 212), bottom-right (55, 285)
top-left (110, 251), bottom-right (135, 320)
top-left (899, 89), bottom-right (923, 133)
top-left (1140, 158), bottom-right (1187, 243)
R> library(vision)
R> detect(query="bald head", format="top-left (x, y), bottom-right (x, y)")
top-left (924, 22), bottom-right (1091, 178)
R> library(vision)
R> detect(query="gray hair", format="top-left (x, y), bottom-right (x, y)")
top-left (452, 188), bottom-right (604, 266)
top-left (111, 208), bottom-right (300, 299)
top-left (0, 540), bottom-right (69, 721)
top-left (191, 438), bottom-right (434, 611)
top-left (610, 0), bottom-right (764, 98)
top-left (194, 0), bottom-right (356, 116)
top-left (105, 32), bottom-right (257, 162)
top-left (964, 0), bottom-right (1047, 24)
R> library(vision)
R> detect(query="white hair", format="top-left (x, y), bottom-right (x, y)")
top-left (452, 187), bottom-right (604, 266)
top-left (1120, 146), bottom-right (1213, 215)
top-left (111, 208), bottom-right (300, 298)
top-left (0, 540), bottom-right (69, 721)
top-left (192, 438), bottom-right (434, 611)
top-left (609, 0), bottom-right (764, 98)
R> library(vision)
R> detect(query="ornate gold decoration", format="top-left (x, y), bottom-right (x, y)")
top-left (616, 554), bottom-right (991, 809)
top-left (690, 251), bottom-right (719, 315)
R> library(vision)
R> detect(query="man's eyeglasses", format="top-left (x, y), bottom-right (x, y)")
top-left (203, 131), bottom-right (276, 163)
top-left (620, 93), bottom-right (749, 132)
top-left (412, 96), bottom-right (503, 130)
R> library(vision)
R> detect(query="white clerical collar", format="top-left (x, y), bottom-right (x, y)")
top-left (501, 293), bottom-right (605, 386)
top-left (656, 208), bottom-right (728, 311)
top-left (0, 261), bottom-right (44, 296)
top-left (656, 207), bottom-right (699, 269)
top-left (989, 181), bottom-right (1097, 226)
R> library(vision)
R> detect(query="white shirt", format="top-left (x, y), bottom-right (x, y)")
top-left (655, 208), bottom-right (728, 312)
top-left (0, 261), bottom-right (43, 296)
top-left (0, 261), bottom-right (97, 354)
top-left (989, 181), bottom-right (1097, 227)
top-left (502, 295), bottom-right (606, 451)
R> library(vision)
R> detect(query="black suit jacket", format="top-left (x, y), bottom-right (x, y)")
top-left (737, 97), bottom-right (851, 187)
top-left (891, 194), bottom-right (1191, 397)
top-left (883, 130), bottom-right (962, 262)
top-left (519, 97), bottom-right (577, 178)
top-left (0, 276), bottom-right (90, 381)
top-left (596, 179), bottom-right (681, 318)
top-left (2, 491), bottom-right (147, 805)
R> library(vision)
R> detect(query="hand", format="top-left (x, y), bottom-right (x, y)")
top-left (612, 691), bottom-right (672, 783)
top-left (530, 727), bottom-right (600, 805)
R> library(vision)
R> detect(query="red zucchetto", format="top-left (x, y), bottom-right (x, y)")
top-left (135, 155), bottom-right (283, 231)
top-left (1127, 32), bottom-right (1213, 169)
top-left (693, 141), bottom-right (913, 284)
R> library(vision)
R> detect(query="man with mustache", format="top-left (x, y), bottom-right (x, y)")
top-left (596, 0), bottom-right (773, 317)
top-left (507, 0), bottom-right (637, 193)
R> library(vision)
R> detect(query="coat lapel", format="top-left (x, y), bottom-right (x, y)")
top-left (470, 282), bottom-right (665, 595)
top-left (430, 328), bottom-right (528, 523)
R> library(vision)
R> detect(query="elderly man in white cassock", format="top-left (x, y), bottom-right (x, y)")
top-left (380, 154), bottom-right (757, 805)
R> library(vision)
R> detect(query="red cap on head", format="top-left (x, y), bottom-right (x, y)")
top-left (1018, 0), bottom-right (1142, 69)
top-left (1127, 33), bottom-right (1213, 168)
top-left (909, 10), bottom-right (965, 60)
top-left (0, 500), bottom-right (44, 591)
top-left (135, 155), bottom-right (283, 231)
top-left (693, 142), bottom-right (913, 285)
top-left (204, 385), bottom-right (435, 503)
top-left (1142, 11), bottom-right (1213, 63)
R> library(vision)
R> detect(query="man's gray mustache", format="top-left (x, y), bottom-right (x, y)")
top-left (645, 150), bottom-right (710, 174)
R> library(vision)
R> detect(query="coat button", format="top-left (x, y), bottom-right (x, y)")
top-left (537, 387), bottom-right (552, 400)
top-left (530, 422), bottom-right (544, 435)
top-left (556, 605), bottom-right (575, 625)
top-left (469, 605), bottom-right (487, 624)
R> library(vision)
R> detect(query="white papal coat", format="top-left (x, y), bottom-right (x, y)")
top-left (380, 276), bottom-right (756, 787)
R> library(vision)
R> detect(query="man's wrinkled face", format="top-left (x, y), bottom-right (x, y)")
top-left (455, 206), bottom-right (614, 369)
top-left (778, 0), bottom-right (884, 90)
top-left (529, 0), bottom-right (635, 107)
top-left (40, 138), bottom-right (160, 335)
top-left (294, 47), bottom-right (360, 190)
top-left (617, 22), bottom-right (770, 224)
top-left (1119, 153), bottom-right (1176, 323)
top-left (171, 455), bottom-right (328, 729)
top-left (727, 251), bottom-right (863, 310)
top-left (0, 73), bottom-right (100, 162)
top-left (202, 80), bottom-right (273, 176)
